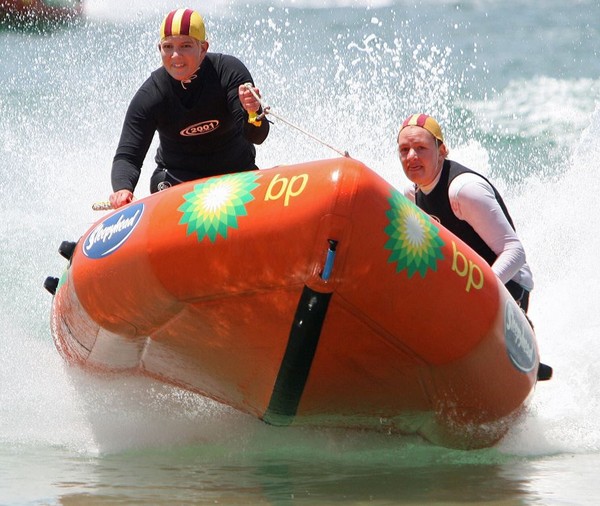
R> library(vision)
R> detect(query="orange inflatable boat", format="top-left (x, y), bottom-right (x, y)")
top-left (46, 157), bottom-right (541, 449)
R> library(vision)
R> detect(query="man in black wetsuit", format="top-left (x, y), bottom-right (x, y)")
top-left (109, 8), bottom-right (270, 209)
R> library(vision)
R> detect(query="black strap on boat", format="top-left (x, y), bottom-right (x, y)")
top-left (262, 286), bottom-right (332, 426)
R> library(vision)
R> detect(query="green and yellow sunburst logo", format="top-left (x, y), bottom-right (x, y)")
top-left (178, 172), bottom-right (260, 242)
top-left (384, 189), bottom-right (445, 278)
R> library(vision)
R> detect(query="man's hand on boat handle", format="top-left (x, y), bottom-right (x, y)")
top-left (109, 189), bottom-right (134, 209)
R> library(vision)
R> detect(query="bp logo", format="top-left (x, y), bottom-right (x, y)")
top-left (178, 172), bottom-right (260, 242)
top-left (504, 300), bottom-right (537, 373)
top-left (384, 189), bottom-right (445, 277)
top-left (83, 203), bottom-right (144, 259)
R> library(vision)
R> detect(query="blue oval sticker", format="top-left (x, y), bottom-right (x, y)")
top-left (504, 299), bottom-right (537, 373)
top-left (82, 203), bottom-right (144, 259)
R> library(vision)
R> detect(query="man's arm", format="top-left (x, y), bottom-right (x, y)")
top-left (449, 173), bottom-right (527, 284)
top-left (111, 87), bottom-right (159, 193)
top-left (219, 54), bottom-right (270, 145)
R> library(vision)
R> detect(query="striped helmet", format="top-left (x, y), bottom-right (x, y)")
top-left (400, 114), bottom-right (444, 143)
top-left (160, 8), bottom-right (205, 42)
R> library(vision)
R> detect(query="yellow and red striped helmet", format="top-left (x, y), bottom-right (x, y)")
top-left (400, 114), bottom-right (444, 143)
top-left (160, 8), bottom-right (205, 42)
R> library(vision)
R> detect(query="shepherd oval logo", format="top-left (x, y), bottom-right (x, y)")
top-left (180, 120), bottom-right (220, 137)
top-left (504, 299), bottom-right (537, 373)
top-left (83, 203), bottom-right (144, 259)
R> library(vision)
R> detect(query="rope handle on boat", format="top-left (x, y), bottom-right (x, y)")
top-left (243, 83), bottom-right (350, 158)
top-left (92, 201), bottom-right (113, 211)
top-left (92, 193), bottom-right (137, 211)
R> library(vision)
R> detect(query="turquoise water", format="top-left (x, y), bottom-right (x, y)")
top-left (2, 0), bottom-right (600, 503)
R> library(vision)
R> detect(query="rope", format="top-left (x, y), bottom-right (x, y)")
top-left (92, 201), bottom-right (113, 211)
top-left (244, 83), bottom-right (350, 158)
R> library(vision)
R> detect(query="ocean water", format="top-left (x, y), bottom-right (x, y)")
top-left (1, 0), bottom-right (600, 504)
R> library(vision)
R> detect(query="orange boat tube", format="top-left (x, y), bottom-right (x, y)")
top-left (48, 157), bottom-right (540, 449)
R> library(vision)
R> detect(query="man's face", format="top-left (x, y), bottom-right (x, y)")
top-left (159, 35), bottom-right (207, 81)
top-left (397, 126), bottom-right (444, 187)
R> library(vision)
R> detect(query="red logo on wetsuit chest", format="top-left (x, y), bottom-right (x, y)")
top-left (180, 120), bottom-right (220, 136)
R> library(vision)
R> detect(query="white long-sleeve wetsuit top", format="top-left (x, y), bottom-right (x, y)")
top-left (404, 167), bottom-right (534, 291)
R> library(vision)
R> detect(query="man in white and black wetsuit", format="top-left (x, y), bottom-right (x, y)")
top-left (109, 8), bottom-right (269, 209)
top-left (397, 114), bottom-right (552, 381)
top-left (397, 113), bottom-right (533, 311)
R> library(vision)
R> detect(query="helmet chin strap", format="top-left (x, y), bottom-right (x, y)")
top-left (181, 67), bottom-right (199, 90)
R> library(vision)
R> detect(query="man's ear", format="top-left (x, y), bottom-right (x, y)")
top-left (439, 142), bottom-right (449, 158)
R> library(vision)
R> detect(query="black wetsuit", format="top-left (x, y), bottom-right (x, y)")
top-left (111, 53), bottom-right (270, 193)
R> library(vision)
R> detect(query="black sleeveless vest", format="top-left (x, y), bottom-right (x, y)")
top-left (415, 160), bottom-right (515, 267)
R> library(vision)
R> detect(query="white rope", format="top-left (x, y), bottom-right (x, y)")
top-left (244, 83), bottom-right (350, 158)
top-left (92, 201), bottom-right (113, 211)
